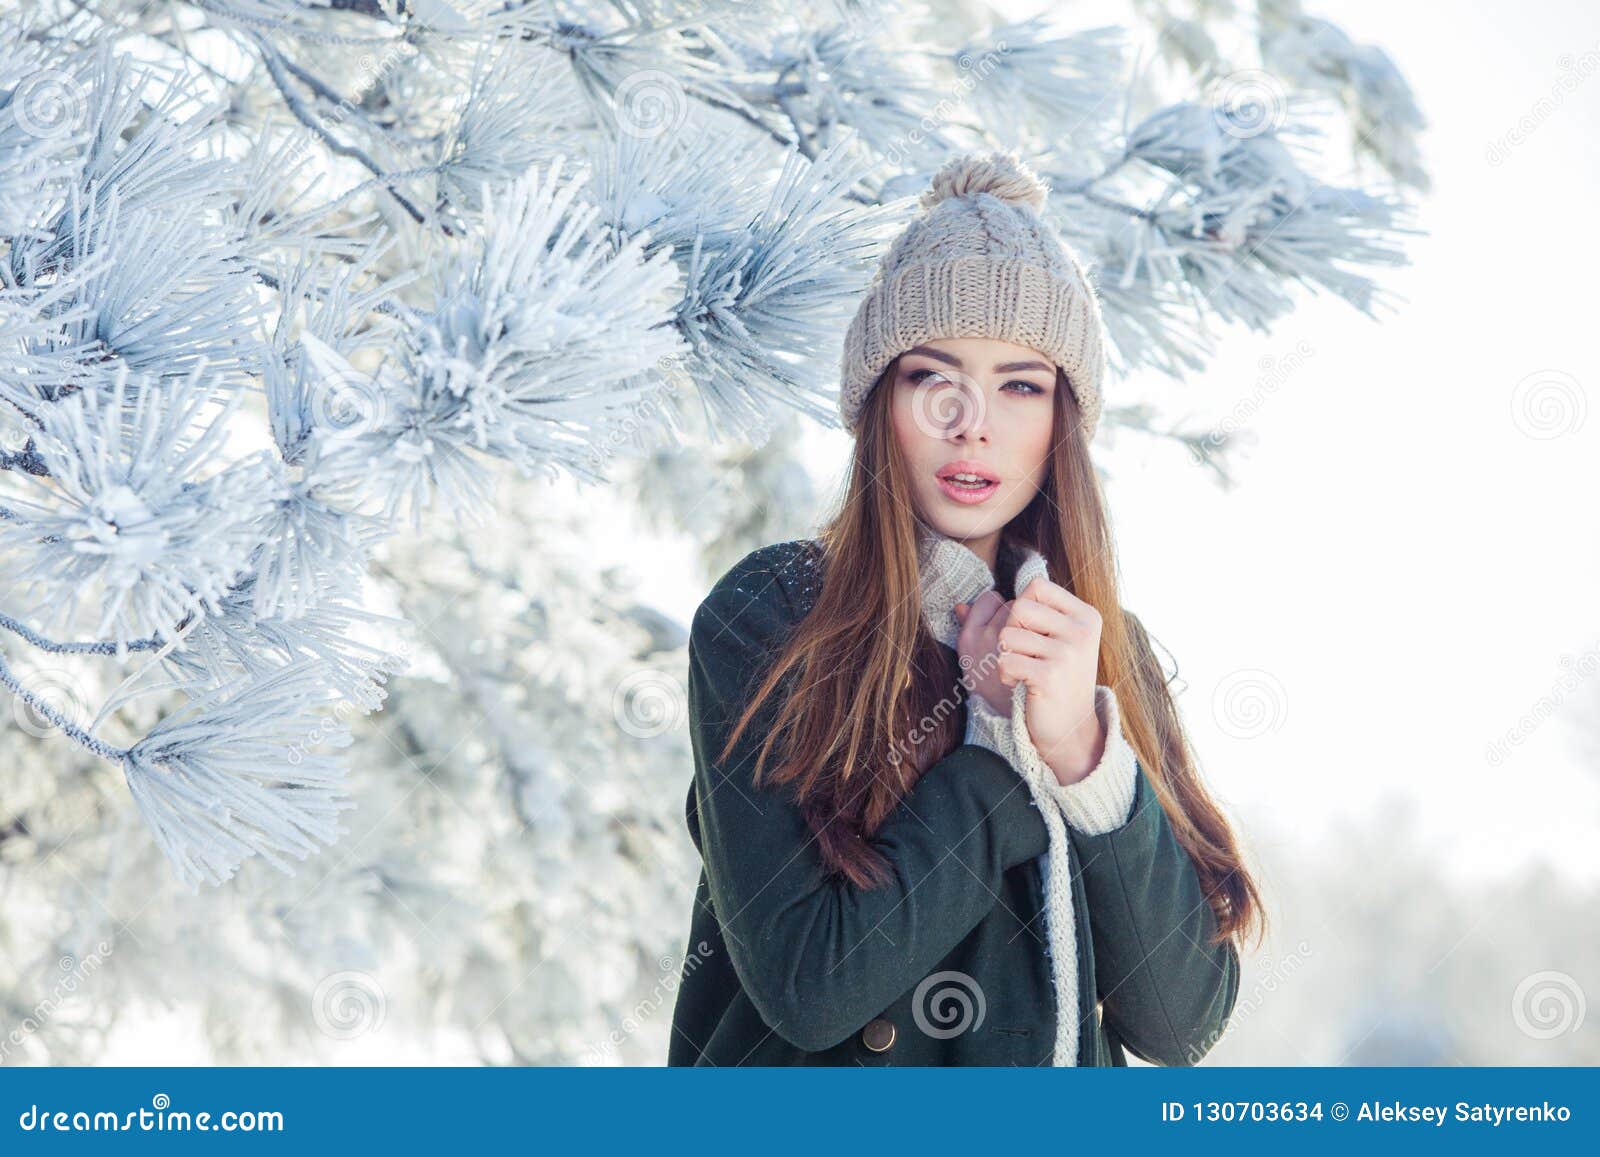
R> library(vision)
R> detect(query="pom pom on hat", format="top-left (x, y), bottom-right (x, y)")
top-left (918, 151), bottom-right (1050, 213)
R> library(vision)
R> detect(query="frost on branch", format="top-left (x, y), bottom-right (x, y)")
top-left (0, 363), bottom-right (283, 655)
top-left (304, 157), bottom-right (686, 523)
top-left (121, 660), bottom-right (357, 891)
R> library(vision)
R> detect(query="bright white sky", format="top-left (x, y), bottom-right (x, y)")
top-left (600, 0), bottom-right (1600, 888)
top-left (1005, 0), bottom-right (1600, 887)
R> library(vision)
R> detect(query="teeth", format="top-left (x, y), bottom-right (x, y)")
top-left (947, 473), bottom-right (991, 484)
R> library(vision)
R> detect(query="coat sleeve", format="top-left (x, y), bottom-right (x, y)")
top-left (687, 561), bottom-right (1052, 1054)
top-left (964, 682), bottom-right (1140, 835)
top-left (1067, 763), bottom-right (1241, 1065)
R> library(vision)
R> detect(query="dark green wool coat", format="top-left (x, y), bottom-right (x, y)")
top-left (667, 539), bottom-right (1240, 1066)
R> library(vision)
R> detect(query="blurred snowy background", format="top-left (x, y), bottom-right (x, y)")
top-left (0, 0), bottom-right (1593, 1067)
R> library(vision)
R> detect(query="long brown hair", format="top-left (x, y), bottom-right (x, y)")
top-left (717, 357), bottom-right (1266, 950)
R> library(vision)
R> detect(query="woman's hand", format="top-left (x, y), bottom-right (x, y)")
top-left (953, 590), bottom-right (1013, 715)
top-left (990, 577), bottom-right (1107, 786)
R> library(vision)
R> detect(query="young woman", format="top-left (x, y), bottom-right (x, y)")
top-left (668, 152), bottom-right (1264, 1067)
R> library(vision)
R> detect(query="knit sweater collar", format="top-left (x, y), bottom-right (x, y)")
top-left (917, 523), bottom-right (1050, 648)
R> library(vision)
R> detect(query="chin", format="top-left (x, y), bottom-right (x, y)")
top-left (922, 503), bottom-right (1012, 541)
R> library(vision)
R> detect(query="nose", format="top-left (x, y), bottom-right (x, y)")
top-left (946, 382), bottom-right (988, 441)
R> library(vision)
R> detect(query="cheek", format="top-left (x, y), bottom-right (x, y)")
top-left (1000, 408), bottom-right (1053, 479)
top-left (889, 388), bottom-right (934, 464)
top-left (1026, 426), bottom-right (1053, 479)
top-left (888, 387), bottom-right (910, 440)
top-left (888, 392), bottom-right (914, 457)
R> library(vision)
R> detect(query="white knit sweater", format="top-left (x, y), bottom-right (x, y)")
top-left (916, 523), bottom-right (1139, 1066)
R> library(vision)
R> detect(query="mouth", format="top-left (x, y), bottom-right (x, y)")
top-left (935, 461), bottom-right (1001, 504)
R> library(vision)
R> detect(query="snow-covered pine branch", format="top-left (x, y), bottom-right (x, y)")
top-left (0, 0), bottom-right (1429, 1064)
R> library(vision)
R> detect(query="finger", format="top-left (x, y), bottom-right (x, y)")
top-left (1007, 593), bottom-right (1076, 639)
top-left (1017, 576), bottom-right (1099, 621)
top-left (998, 651), bottom-right (1050, 688)
top-left (964, 589), bottom-right (1008, 631)
top-left (998, 625), bottom-right (1064, 660)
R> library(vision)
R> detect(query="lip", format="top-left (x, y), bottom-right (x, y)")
top-left (937, 476), bottom-right (1000, 504)
top-left (935, 460), bottom-right (1002, 505)
top-left (936, 460), bottom-right (1000, 483)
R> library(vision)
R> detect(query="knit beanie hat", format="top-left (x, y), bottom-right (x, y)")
top-left (838, 151), bottom-right (1109, 439)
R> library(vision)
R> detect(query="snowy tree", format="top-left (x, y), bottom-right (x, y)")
top-left (1, 0), bottom-right (1425, 1063)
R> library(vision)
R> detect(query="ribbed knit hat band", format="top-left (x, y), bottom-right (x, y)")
top-left (838, 151), bottom-right (1109, 439)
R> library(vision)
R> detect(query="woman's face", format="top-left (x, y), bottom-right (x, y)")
top-left (888, 336), bottom-right (1057, 556)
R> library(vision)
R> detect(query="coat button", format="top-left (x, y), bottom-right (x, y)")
top-left (861, 1017), bottom-right (896, 1052)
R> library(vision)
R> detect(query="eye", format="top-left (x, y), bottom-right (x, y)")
top-left (906, 368), bottom-right (1046, 396)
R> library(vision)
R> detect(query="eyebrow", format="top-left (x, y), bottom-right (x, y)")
top-left (902, 345), bottom-right (1054, 374)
